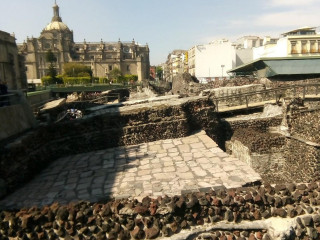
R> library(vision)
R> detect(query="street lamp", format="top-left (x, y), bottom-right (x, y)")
top-left (221, 65), bottom-right (225, 78)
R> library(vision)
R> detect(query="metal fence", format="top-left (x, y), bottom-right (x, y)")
top-left (0, 91), bottom-right (23, 107)
top-left (213, 84), bottom-right (320, 112)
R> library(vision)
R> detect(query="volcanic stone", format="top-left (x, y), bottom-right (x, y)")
top-left (303, 216), bottom-right (314, 227)
top-left (130, 226), bottom-right (145, 239)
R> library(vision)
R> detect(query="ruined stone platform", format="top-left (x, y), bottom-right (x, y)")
top-left (0, 131), bottom-right (261, 209)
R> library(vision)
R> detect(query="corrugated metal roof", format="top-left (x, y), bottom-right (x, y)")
top-left (228, 57), bottom-right (320, 77)
top-left (264, 59), bottom-right (320, 77)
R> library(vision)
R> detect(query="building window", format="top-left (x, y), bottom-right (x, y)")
top-left (109, 65), bottom-right (112, 71)
top-left (291, 41), bottom-right (298, 54)
top-left (310, 40), bottom-right (317, 53)
top-left (301, 41), bottom-right (308, 54)
top-left (127, 65), bottom-right (130, 71)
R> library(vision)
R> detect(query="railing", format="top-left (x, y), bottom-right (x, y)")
top-left (0, 91), bottom-right (23, 107)
top-left (88, 93), bottom-right (121, 103)
top-left (212, 84), bottom-right (320, 112)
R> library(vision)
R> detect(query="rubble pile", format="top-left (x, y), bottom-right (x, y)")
top-left (1, 183), bottom-right (320, 239)
top-left (171, 73), bottom-right (202, 96)
top-left (207, 77), bottom-right (259, 88)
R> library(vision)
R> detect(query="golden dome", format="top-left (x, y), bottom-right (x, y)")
top-left (44, 21), bottom-right (69, 31)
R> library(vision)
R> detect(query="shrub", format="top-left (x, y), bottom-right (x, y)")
top-left (63, 77), bottom-right (92, 85)
top-left (41, 76), bottom-right (63, 85)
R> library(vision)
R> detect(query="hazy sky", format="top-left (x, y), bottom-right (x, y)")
top-left (1, 0), bottom-right (320, 65)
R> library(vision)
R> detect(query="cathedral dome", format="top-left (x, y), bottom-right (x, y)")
top-left (44, 21), bottom-right (69, 31)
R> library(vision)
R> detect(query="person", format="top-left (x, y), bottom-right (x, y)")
top-left (0, 81), bottom-right (9, 107)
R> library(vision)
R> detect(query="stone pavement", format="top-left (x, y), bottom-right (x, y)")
top-left (0, 131), bottom-right (261, 209)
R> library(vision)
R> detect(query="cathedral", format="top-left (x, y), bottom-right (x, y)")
top-left (18, 2), bottom-right (150, 81)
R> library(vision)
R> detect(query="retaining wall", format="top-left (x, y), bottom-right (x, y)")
top-left (27, 90), bottom-right (52, 107)
top-left (0, 93), bottom-right (37, 141)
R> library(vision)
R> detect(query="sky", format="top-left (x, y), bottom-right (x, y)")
top-left (1, 0), bottom-right (320, 65)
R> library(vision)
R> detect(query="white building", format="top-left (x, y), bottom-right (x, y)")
top-left (188, 39), bottom-right (236, 82)
top-left (253, 27), bottom-right (320, 59)
top-left (234, 36), bottom-right (266, 66)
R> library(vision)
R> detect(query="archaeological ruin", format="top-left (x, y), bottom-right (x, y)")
top-left (1, 76), bottom-right (320, 239)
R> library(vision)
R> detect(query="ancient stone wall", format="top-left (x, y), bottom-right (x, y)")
top-left (289, 108), bottom-right (320, 144)
top-left (0, 97), bottom-right (218, 195)
top-left (204, 84), bottom-right (265, 98)
top-left (226, 139), bottom-right (286, 184)
top-left (224, 119), bottom-right (287, 183)
top-left (225, 108), bottom-right (320, 184)
top-left (1, 183), bottom-right (320, 239)
top-left (221, 117), bottom-right (282, 142)
top-left (282, 138), bottom-right (320, 183)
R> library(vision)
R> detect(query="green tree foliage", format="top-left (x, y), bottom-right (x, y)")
top-left (45, 50), bottom-right (57, 63)
top-left (109, 68), bottom-right (138, 84)
top-left (156, 66), bottom-right (163, 80)
top-left (109, 68), bottom-right (122, 82)
top-left (63, 63), bottom-right (92, 77)
top-left (124, 74), bottom-right (138, 82)
top-left (45, 50), bottom-right (58, 80)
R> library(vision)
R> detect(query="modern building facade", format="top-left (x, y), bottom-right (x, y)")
top-left (253, 27), bottom-right (320, 59)
top-left (18, 3), bottom-right (150, 82)
top-left (0, 30), bottom-right (27, 90)
top-left (163, 50), bottom-right (187, 82)
top-left (229, 27), bottom-right (320, 78)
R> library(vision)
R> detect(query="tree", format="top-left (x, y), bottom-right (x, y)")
top-left (45, 50), bottom-right (58, 80)
top-left (63, 62), bottom-right (92, 77)
top-left (156, 66), bottom-right (163, 80)
top-left (109, 68), bottom-right (122, 83)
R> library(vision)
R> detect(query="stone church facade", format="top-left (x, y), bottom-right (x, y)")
top-left (18, 3), bottom-right (150, 81)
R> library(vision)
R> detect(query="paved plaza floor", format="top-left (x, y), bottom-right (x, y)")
top-left (0, 131), bottom-right (261, 209)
